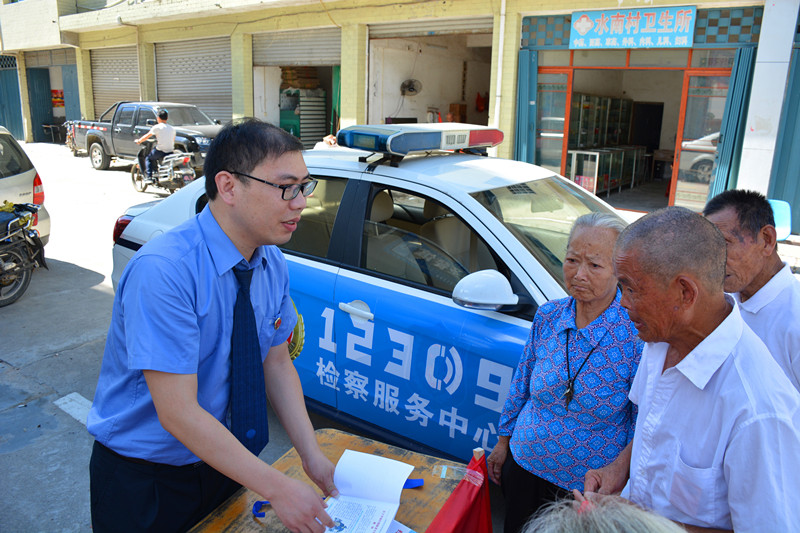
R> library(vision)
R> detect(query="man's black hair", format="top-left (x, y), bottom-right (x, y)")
top-left (703, 189), bottom-right (775, 239)
top-left (157, 109), bottom-right (168, 120)
top-left (204, 118), bottom-right (304, 200)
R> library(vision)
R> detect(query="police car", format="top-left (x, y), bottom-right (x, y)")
top-left (111, 123), bottom-right (623, 461)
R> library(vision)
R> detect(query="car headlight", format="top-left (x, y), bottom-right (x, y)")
top-left (195, 136), bottom-right (212, 149)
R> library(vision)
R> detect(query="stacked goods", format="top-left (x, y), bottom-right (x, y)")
top-left (281, 67), bottom-right (319, 90)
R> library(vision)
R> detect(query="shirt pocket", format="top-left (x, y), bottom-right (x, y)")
top-left (668, 445), bottom-right (725, 526)
top-left (258, 313), bottom-right (282, 352)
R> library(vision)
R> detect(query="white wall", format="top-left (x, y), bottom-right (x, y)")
top-left (368, 35), bottom-right (491, 125)
top-left (572, 70), bottom-right (623, 97)
top-left (737, 0), bottom-right (799, 193)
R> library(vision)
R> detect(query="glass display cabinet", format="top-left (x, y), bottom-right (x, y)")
top-left (568, 94), bottom-right (602, 149)
top-left (605, 98), bottom-right (632, 146)
top-left (566, 150), bottom-right (613, 196)
top-left (604, 147), bottom-right (624, 192)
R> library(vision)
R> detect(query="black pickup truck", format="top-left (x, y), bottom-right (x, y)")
top-left (68, 101), bottom-right (223, 172)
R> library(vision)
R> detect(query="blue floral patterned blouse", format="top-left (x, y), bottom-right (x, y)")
top-left (498, 289), bottom-right (642, 491)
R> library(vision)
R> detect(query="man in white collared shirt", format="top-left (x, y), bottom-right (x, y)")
top-left (704, 189), bottom-right (800, 390)
top-left (584, 207), bottom-right (800, 533)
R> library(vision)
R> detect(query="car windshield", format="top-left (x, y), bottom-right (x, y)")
top-left (160, 106), bottom-right (216, 126)
top-left (470, 176), bottom-right (619, 289)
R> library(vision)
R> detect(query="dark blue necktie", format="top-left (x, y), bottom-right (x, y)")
top-left (230, 266), bottom-right (269, 456)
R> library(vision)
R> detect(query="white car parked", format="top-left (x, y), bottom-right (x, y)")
top-left (0, 126), bottom-right (50, 244)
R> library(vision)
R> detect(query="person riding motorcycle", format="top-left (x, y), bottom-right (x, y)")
top-left (135, 109), bottom-right (176, 183)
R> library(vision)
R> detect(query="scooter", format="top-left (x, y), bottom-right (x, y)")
top-left (64, 120), bottom-right (79, 156)
top-left (0, 203), bottom-right (47, 308)
top-left (131, 143), bottom-right (197, 194)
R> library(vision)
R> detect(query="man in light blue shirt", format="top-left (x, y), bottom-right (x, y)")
top-left (88, 119), bottom-right (337, 533)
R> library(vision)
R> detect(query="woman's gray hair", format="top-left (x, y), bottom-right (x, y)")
top-left (523, 497), bottom-right (685, 533)
top-left (568, 212), bottom-right (627, 246)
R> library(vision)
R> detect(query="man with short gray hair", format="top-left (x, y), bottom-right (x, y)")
top-left (704, 189), bottom-right (800, 390)
top-left (584, 207), bottom-right (800, 532)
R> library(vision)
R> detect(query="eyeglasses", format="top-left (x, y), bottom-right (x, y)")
top-left (227, 170), bottom-right (318, 200)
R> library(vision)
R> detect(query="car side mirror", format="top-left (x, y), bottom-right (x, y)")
top-left (452, 270), bottom-right (519, 311)
top-left (214, 119), bottom-right (221, 125)
top-left (146, 119), bottom-right (156, 126)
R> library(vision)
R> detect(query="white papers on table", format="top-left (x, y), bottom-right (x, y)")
top-left (324, 449), bottom-right (414, 533)
top-left (386, 519), bottom-right (416, 533)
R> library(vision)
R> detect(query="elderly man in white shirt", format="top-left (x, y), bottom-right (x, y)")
top-left (703, 189), bottom-right (800, 390)
top-left (583, 207), bottom-right (800, 533)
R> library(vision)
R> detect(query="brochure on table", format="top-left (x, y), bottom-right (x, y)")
top-left (324, 449), bottom-right (414, 533)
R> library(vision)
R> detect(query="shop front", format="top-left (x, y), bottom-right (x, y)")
top-left (367, 18), bottom-right (494, 129)
top-left (252, 28), bottom-right (341, 148)
top-left (0, 55), bottom-right (24, 140)
top-left (155, 37), bottom-right (233, 124)
top-left (91, 46), bottom-right (140, 120)
top-left (515, 6), bottom-right (762, 212)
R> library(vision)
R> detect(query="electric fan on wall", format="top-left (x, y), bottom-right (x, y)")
top-left (400, 79), bottom-right (423, 96)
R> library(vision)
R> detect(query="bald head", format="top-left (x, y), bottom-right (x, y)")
top-left (615, 207), bottom-right (726, 291)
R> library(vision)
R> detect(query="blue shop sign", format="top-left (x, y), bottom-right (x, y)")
top-left (570, 6), bottom-right (697, 50)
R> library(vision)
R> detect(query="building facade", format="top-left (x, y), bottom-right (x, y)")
top-left (0, 0), bottom-right (797, 224)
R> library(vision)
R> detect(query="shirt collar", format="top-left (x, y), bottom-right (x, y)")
top-left (197, 205), bottom-right (268, 276)
top-left (554, 288), bottom-right (622, 339)
top-left (675, 294), bottom-right (741, 390)
top-left (734, 263), bottom-right (794, 313)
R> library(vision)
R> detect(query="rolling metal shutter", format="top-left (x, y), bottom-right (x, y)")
top-left (90, 47), bottom-right (139, 119)
top-left (155, 37), bottom-right (232, 123)
top-left (369, 17), bottom-right (494, 39)
top-left (252, 28), bottom-right (341, 66)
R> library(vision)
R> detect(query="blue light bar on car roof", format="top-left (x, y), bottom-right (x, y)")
top-left (336, 123), bottom-right (504, 156)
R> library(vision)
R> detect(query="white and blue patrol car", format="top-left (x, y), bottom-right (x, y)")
top-left (111, 123), bottom-right (624, 462)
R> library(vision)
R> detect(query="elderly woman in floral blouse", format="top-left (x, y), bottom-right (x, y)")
top-left (487, 212), bottom-right (642, 533)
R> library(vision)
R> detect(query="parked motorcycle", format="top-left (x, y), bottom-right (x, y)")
top-left (0, 203), bottom-right (47, 308)
top-left (131, 144), bottom-right (197, 194)
top-left (64, 120), bottom-right (79, 156)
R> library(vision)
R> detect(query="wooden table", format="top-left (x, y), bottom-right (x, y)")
top-left (189, 428), bottom-right (465, 532)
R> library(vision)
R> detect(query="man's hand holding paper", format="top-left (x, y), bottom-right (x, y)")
top-left (324, 449), bottom-right (414, 533)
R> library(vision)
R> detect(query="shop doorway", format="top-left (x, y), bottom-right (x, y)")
top-left (253, 65), bottom-right (338, 149)
top-left (630, 102), bottom-right (663, 154)
top-left (522, 49), bottom-right (738, 213)
top-left (368, 33), bottom-right (492, 126)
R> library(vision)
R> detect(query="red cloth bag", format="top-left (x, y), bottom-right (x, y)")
top-left (426, 449), bottom-right (492, 533)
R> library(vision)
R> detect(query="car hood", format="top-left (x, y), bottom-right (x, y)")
top-left (174, 124), bottom-right (223, 138)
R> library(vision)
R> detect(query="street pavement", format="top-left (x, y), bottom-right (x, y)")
top-left (0, 141), bottom-right (505, 532)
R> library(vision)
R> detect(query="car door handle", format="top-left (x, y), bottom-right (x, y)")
top-left (339, 301), bottom-right (374, 321)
